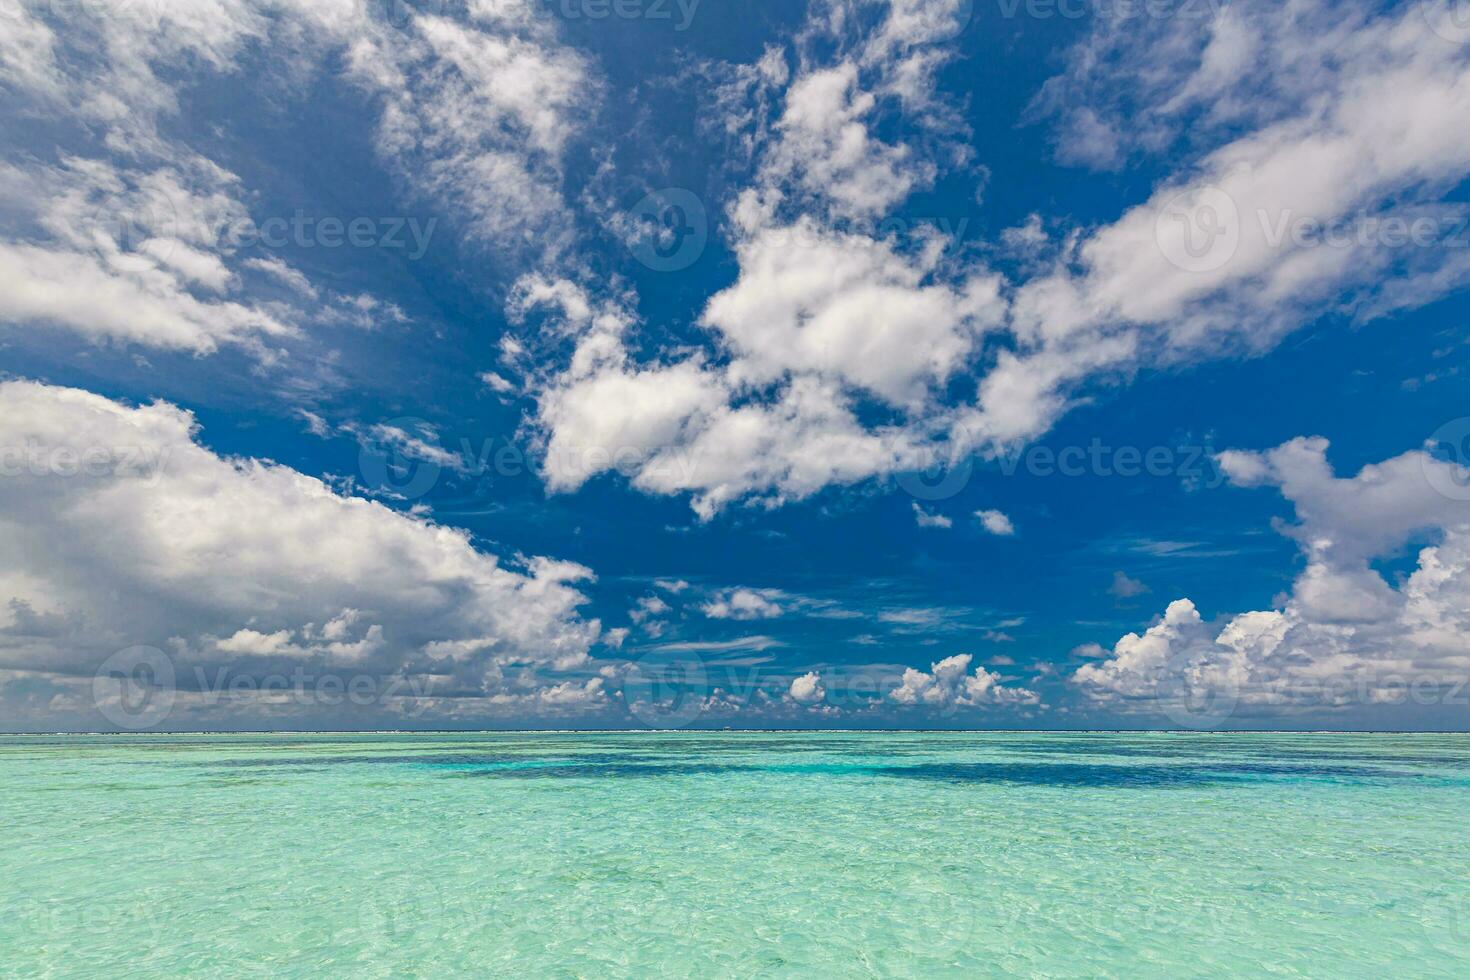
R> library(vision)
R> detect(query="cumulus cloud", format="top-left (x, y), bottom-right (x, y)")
top-left (1109, 571), bottom-right (1150, 599)
top-left (889, 653), bottom-right (1039, 708)
top-left (0, 381), bottom-right (610, 729)
top-left (981, 1), bottom-right (1470, 448)
top-left (1075, 437), bottom-right (1470, 720)
top-left (0, 1), bottom-right (596, 356)
top-left (912, 502), bottom-right (952, 528)
top-left (344, 6), bottom-right (595, 254)
top-left (702, 588), bottom-right (785, 621)
top-left (788, 670), bottom-right (826, 704)
top-left (976, 509), bottom-right (1015, 536)
top-left (522, 1), bottom-right (1470, 519)
top-left (525, 0), bottom-right (996, 516)
top-left (629, 595), bottom-right (671, 626)
top-left (0, 156), bottom-right (295, 353)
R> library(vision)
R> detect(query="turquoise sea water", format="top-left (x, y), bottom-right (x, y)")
top-left (3, 732), bottom-right (1469, 977)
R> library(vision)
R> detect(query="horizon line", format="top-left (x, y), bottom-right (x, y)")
top-left (5, 729), bottom-right (1470, 736)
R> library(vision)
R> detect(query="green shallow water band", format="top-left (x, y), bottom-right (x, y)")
top-left (4, 731), bottom-right (1468, 977)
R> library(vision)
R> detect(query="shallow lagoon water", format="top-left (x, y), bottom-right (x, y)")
top-left (3, 732), bottom-right (1469, 977)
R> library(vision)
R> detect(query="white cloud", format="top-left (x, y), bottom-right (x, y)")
top-left (702, 588), bottom-right (784, 621)
top-left (912, 502), bottom-right (952, 528)
top-left (788, 670), bottom-right (826, 704)
top-left (629, 595), bottom-right (671, 625)
top-left (647, 636), bottom-right (783, 654)
top-left (703, 216), bottom-right (1004, 409)
top-left (1075, 437), bottom-right (1470, 717)
top-left (1109, 571), bottom-right (1150, 599)
top-left (480, 371), bottom-right (517, 395)
top-left (346, 9), bottom-right (595, 254)
top-left (980, 2), bottom-right (1470, 448)
top-left (889, 653), bottom-right (1039, 707)
top-left (0, 1), bottom-right (597, 359)
top-left (350, 420), bottom-right (468, 473)
top-left (525, 1), bottom-right (992, 516)
top-left (760, 61), bottom-right (931, 221)
top-left (878, 607), bottom-right (948, 627)
top-left (244, 257), bottom-right (318, 299)
top-left (526, 2), bottom-right (1470, 518)
top-left (0, 381), bottom-right (608, 728)
top-left (0, 157), bottom-right (295, 353)
top-left (976, 509), bottom-right (1015, 536)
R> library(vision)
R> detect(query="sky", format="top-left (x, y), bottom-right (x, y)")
top-left (3, 0), bottom-right (1470, 731)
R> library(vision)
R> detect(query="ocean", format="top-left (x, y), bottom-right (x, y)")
top-left (4, 731), bottom-right (1468, 976)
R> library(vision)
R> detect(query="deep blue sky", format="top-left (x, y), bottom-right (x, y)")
top-left (3, 0), bottom-right (1470, 730)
